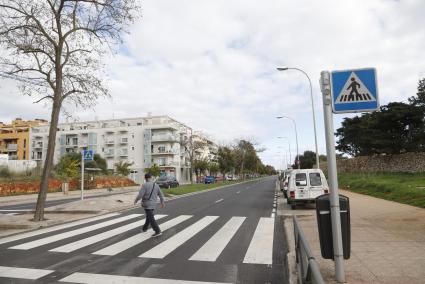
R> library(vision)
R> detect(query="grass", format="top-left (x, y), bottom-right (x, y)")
top-left (162, 181), bottom-right (240, 197)
top-left (338, 172), bottom-right (425, 208)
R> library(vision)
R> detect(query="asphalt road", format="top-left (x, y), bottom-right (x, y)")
top-left (0, 177), bottom-right (289, 284)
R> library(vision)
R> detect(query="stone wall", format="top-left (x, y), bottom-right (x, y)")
top-left (320, 152), bottom-right (425, 173)
top-left (0, 176), bottom-right (137, 196)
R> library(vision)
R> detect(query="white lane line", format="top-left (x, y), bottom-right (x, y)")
top-left (0, 213), bottom-right (120, 245)
top-left (0, 265), bottom-right (54, 280)
top-left (60, 272), bottom-right (232, 284)
top-left (50, 215), bottom-right (167, 253)
top-left (0, 209), bottom-right (32, 212)
top-left (9, 214), bottom-right (141, 250)
top-left (214, 198), bottom-right (224, 204)
top-left (5, 213), bottom-right (18, 216)
top-left (93, 215), bottom-right (193, 256)
top-left (189, 216), bottom-right (246, 262)
top-left (243, 217), bottom-right (274, 265)
top-left (236, 191), bottom-right (241, 194)
top-left (140, 216), bottom-right (219, 259)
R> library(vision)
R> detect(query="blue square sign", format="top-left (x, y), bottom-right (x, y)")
top-left (83, 150), bottom-right (93, 161)
top-left (331, 68), bottom-right (379, 113)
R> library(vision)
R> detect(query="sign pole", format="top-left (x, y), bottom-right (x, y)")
top-left (81, 153), bottom-right (84, 201)
top-left (320, 71), bottom-right (345, 282)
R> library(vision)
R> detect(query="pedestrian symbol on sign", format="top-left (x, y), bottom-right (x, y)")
top-left (336, 72), bottom-right (375, 103)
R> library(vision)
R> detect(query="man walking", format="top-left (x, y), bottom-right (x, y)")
top-left (134, 173), bottom-right (165, 237)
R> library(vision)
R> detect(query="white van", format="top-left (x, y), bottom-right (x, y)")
top-left (287, 169), bottom-right (329, 209)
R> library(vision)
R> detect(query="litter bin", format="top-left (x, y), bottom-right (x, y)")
top-left (316, 194), bottom-right (350, 259)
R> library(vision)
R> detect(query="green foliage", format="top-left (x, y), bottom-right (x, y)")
top-left (339, 172), bottom-right (425, 208)
top-left (144, 164), bottom-right (160, 177)
top-left (0, 166), bottom-right (11, 178)
top-left (208, 162), bottom-right (219, 175)
top-left (85, 153), bottom-right (108, 174)
top-left (193, 158), bottom-right (209, 176)
top-left (296, 151), bottom-right (317, 169)
top-left (55, 154), bottom-right (80, 182)
top-left (115, 161), bottom-right (133, 176)
top-left (217, 146), bottom-right (235, 175)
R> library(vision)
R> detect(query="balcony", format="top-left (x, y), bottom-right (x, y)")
top-left (151, 149), bottom-right (178, 155)
top-left (79, 140), bottom-right (88, 147)
top-left (6, 144), bottom-right (18, 151)
top-left (104, 150), bottom-right (115, 157)
top-left (105, 140), bottom-right (115, 145)
top-left (119, 149), bottom-right (128, 157)
top-left (151, 134), bottom-right (178, 142)
top-left (32, 142), bottom-right (43, 149)
top-left (158, 162), bottom-right (180, 167)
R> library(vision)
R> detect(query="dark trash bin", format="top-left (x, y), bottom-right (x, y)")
top-left (316, 194), bottom-right (350, 259)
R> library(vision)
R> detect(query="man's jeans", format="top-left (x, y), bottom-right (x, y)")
top-left (143, 209), bottom-right (160, 233)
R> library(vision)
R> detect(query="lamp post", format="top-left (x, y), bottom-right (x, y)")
top-left (277, 67), bottom-right (320, 169)
top-left (276, 116), bottom-right (300, 169)
top-left (277, 137), bottom-right (291, 168)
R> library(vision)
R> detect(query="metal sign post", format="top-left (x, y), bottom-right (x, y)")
top-left (81, 150), bottom-right (93, 200)
top-left (320, 71), bottom-right (346, 283)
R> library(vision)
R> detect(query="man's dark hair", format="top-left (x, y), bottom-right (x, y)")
top-left (145, 173), bottom-right (152, 179)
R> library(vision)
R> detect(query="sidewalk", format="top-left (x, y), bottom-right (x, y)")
top-left (280, 189), bottom-right (425, 283)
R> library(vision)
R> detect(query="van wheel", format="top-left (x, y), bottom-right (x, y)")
top-left (291, 204), bottom-right (296, 210)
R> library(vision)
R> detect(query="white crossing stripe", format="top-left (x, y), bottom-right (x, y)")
top-left (140, 216), bottom-right (219, 259)
top-left (214, 198), bottom-right (224, 203)
top-left (0, 265), bottom-right (54, 280)
top-left (243, 217), bottom-right (274, 265)
top-left (60, 272), bottom-right (232, 284)
top-left (189, 216), bottom-right (246, 262)
top-left (9, 214), bottom-right (141, 250)
top-left (49, 215), bottom-right (167, 253)
top-left (93, 215), bottom-right (193, 256)
top-left (0, 213), bottom-right (120, 245)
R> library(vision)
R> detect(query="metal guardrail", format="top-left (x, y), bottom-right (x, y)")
top-left (293, 216), bottom-right (325, 284)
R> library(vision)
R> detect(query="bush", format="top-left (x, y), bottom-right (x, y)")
top-left (0, 166), bottom-right (11, 178)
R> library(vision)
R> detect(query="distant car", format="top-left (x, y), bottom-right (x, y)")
top-left (204, 176), bottom-right (215, 184)
top-left (287, 169), bottom-right (329, 210)
top-left (225, 175), bottom-right (233, 181)
top-left (156, 176), bottom-right (179, 189)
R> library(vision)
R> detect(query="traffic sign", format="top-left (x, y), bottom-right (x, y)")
top-left (83, 150), bottom-right (93, 161)
top-left (331, 68), bottom-right (379, 113)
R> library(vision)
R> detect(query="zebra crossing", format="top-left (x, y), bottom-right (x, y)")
top-left (1, 212), bottom-right (276, 266)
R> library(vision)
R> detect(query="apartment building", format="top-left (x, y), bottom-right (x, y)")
top-left (192, 131), bottom-right (218, 162)
top-left (29, 115), bottom-right (193, 184)
top-left (0, 118), bottom-right (48, 160)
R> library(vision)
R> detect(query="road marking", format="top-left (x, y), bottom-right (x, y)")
top-left (92, 215), bottom-right (193, 256)
top-left (236, 191), bottom-right (240, 194)
top-left (189, 216), bottom-right (246, 262)
top-left (214, 198), bottom-right (224, 204)
top-left (0, 265), bottom-right (53, 280)
top-left (50, 215), bottom-right (167, 253)
top-left (243, 217), bottom-right (274, 265)
top-left (0, 209), bottom-right (30, 212)
top-left (9, 214), bottom-right (141, 250)
top-left (0, 213), bottom-right (120, 245)
top-left (5, 212), bottom-right (18, 216)
top-left (140, 216), bottom-right (219, 259)
top-left (60, 272), bottom-right (232, 284)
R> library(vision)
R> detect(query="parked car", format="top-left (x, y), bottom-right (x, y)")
top-left (287, 169), bottom-right (329, 210)
top-left (204, 176), bottom-right (215, 184)
top-left (280, 175), bottom-right (290, 198)
top-left (225, 175), bottom-right (233, 181)
top-left (156, 176), bottom-right (179, 189)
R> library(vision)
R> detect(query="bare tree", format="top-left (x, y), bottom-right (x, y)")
top-left (181, 131), bottom-right (207, 184)
top-left (0, 0), bottom-right (140, 221)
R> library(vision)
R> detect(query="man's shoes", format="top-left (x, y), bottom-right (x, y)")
top-left (151, 232), bottom-right (162, 237)
top-left (141, 227), bottom-right (148, 233)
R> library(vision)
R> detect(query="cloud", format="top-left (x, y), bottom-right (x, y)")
top-left (0, 0), bottom-right (424, 169)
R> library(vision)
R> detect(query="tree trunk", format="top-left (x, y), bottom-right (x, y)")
top-left (33, 98), bottom-right (61, 221)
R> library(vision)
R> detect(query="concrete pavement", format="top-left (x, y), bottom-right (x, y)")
top-left (278, 186), bottom-right (425, 283)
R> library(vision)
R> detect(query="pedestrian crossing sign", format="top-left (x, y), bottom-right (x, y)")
top-left (83, 150), bottom-right (93, 161)
top-left (331, 68), bottom-right (379, 113)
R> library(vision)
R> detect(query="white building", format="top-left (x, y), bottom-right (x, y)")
top-left (29, 115), bottom-right (192, 184)
top-left (192, 131), bottom-right (218, 162)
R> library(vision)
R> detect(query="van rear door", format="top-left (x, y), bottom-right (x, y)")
top-left (308, 172), bottom-right (324, 199)
top-left (294, 173), bottom-right (308, 199)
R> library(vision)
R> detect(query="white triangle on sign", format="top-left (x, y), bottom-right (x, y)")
top-left (335, 72), bottom-right (376, 104)
top-left (84, 151), bottom-right (92, 159)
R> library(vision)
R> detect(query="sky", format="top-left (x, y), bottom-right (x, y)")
top-left (0, 0), bottom-right (424, 169)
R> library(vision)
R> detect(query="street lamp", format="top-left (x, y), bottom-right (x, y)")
top-left (277, 136), bottom-right (291, 167)
top-left (277, 67), bottom-right (320, 169)
top-left (276, 116), bottom-right (300, 169)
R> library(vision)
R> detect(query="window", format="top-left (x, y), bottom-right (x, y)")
top-left (309, 173), bottom-right (322, 186)
top-left (132, 146), bottom-right (135, 150)
top-left (295, 173), bottom-right (307, 186)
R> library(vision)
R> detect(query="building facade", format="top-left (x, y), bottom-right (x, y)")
top-left (0, 118), bottom-right (48, 160)
top-left (29, 116), bottom-right (193, 184)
